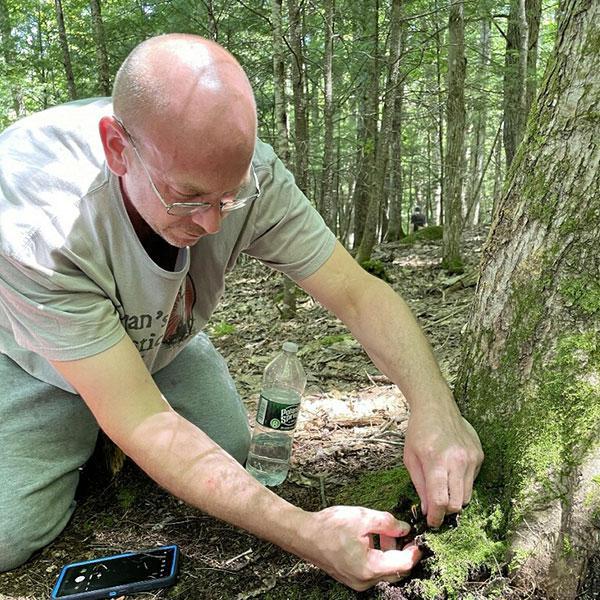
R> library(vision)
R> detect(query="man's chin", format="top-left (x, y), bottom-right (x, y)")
top-left (163, 230), bottom-right (206, 248)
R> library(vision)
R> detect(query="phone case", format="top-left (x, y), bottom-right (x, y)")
top-left (51, 544), bottom-right (179, 600)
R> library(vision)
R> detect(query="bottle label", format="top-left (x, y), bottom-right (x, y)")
top-left (256, 393), bottom-right (300, 431)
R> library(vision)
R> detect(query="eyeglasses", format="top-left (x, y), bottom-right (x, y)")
top-left (113, 116), bottom-right (261, 216)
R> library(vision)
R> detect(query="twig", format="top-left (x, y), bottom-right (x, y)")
top-left (362, 437), bottom-right (405, 447)
top-left (224, 548), bottom-right (253, 565)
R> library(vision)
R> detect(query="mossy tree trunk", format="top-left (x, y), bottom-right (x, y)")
top-left (455, 0), bottom-right (600, 597)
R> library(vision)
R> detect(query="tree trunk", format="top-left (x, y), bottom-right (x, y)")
top-left (456, 1), bottom-right (600, 596)
top-left (525, 0), bottom-right (542, 116)
top-left (54, 0), bottom-right (77, 100)
top-left (89, 0), bottom-right (111, 96)
top-left (285, 0), bottom-right (311, 320)
top-left (287, 0), bottom-right (309, 195)
top-left (464, 18), bottom-right (490, 228)
top-left (356, 0), bottom-right (404, 263)
top-left (270, 0), bottom-right (290, 165)
top-left (441, 0), bottom-right (466, 273)
top-left (0, 0), bottom-right (24, 119)
top-left (434, 0), bottom-right (445, 225)
top-left (503, 0), bottom-right (528, 169)
top-left (319, 0), bottom-right (336, 232)
top-left (352, 0), bottom-right (379, 250)
top-left (386, 82), bottom-right (405, 241)
top-left (492, 127), bottom-right (503, 219)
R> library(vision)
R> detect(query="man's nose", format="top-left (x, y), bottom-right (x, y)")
top-left (191, 204), bottom-right (223, 234)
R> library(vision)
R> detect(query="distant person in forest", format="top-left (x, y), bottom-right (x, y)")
top-left (410, 206), bottom-right (427, 232)
top-left (0, 33), bottom-right (483, 590)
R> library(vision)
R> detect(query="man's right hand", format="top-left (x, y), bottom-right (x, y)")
top-left (296, 506), bottom-right (421, 591)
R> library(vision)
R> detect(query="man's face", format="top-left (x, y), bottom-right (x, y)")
top-left (120, 124), bottom-right (253, 248)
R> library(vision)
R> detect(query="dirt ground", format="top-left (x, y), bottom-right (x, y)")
top-left (0, 228), bottom-right (496, 600)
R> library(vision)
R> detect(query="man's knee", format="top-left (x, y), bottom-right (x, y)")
top-left (0, 477), bottom-right (77, 572)
top-left (0, 533), bottom-right (35, 572)
top-left (0, 514), bottom-right (46, 572)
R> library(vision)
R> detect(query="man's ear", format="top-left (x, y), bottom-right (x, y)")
top-left (99, 116), bottom-right (128, 176)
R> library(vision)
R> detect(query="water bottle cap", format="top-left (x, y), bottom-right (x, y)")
top-left (282, 341), bottom-right (298, 353)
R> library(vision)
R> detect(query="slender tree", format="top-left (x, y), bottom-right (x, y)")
top-left (351, 0), bottom-right (380, 250)
top-left (441, 0), bottom-right (466, 273)
top-left (0, 0), bottom-right (23, 119)
top-left (89, 0), bottom-right (111, 96)
top-left (464, 17), bottom-right (491, 226)
top-left (319, 0), bottom-right (336, 232)
top-left (54, 0), bottom-right (77, 100)
top-left (356, 0), bottom-right (404, 263)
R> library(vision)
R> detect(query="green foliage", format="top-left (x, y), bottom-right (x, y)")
top-left (0, 0), bottom-right (558, 245)
top-left (211, 320), bottom-right (236, 338)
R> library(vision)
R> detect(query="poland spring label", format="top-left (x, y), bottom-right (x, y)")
top-left (256, 393), bottom-right (300, 431)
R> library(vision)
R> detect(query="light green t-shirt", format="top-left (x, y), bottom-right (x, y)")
top-left (0, 98), bottom-right (336, 391)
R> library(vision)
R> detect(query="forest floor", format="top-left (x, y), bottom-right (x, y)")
top-left (0, 226), bottom-right (533, 600)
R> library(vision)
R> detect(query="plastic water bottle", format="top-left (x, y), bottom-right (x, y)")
top-left (246, 342), bottom-right (306, 486)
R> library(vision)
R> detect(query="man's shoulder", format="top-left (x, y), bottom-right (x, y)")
top-left (0, 98), bottom-right (113, 257)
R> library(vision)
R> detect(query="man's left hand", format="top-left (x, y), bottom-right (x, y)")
top-left (403, 411), bottom-right (483, 527)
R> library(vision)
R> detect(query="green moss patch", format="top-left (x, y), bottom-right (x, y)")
top-left (336, 468), bottom-right (508, 599)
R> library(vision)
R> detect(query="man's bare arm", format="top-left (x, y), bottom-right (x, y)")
top-left (50, 334), bottom-right (420, 590)
top-left (298, 241), bottom-right (484, 525)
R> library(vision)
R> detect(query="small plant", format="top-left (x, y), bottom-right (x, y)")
top-left (211, 320), bottom-right (236, 337)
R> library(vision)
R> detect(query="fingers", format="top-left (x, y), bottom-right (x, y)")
top-left (405, 415), bottom-right (485, 527)
top-left (423, 466), bottom-right (449, 527)
top-left (379, 534), bottom-right (397, 552)
top-left (366, 510), bottom-right (411, 538)
top-left (404, 450), bottom-right (428, 516)
top-left (367, 542), bottom-right (422, 581)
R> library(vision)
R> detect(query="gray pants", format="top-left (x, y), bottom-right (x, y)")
top-left (0, 333), bottom-right (251, 572)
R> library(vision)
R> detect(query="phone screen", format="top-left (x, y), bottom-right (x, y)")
top-left (53, 546), bottom-right (177, 597)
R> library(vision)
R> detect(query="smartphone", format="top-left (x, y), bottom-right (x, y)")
top-left (51, 544), bottom-right (180, 599)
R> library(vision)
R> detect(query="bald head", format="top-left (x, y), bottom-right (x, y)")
top-left (113, 34), bottom-right (257, 174)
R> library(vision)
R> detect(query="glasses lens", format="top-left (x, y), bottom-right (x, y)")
top-left (168, 204), bottom-right (208, 216)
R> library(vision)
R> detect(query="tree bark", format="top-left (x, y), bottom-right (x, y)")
top-left (0, 0), bottom-right (24, 118)
top-left (54, 0), bottom-right (77, 100)
top-left (357, 0), bottom-right (404, 263)
top-left (89, 0), bottom-right (111, 96)
top-left (386, 78), bottom-right (406, 241)
top-left (525, 0), bottom-right (542, 116)
top-left (441, 0), bottom-right (466, 273)
top-left (434, 0), bottom-right (445, 225)
top-left (270, 0), bottom-right (290, 165)
top-left (287, 0), bottom-right (309, 195)
top-left (351, 0), bottom-right (379, 250)
top-left (319, 0), bottom-right (336, 232)
top-left (456, 0), bottom-right (600, 596)
top-left (464, 18), bottom-right (490, 227)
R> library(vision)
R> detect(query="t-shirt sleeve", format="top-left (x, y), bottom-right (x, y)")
top-left (0, 239), bottom-right (125, 362)
top-left (243, 152), bottom-right (336, 281)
